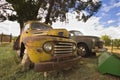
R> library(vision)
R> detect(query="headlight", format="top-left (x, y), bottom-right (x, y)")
top-left (72, 44), bottom-right (76, 50)
top-left (43, 42), bottom-right (53, 52)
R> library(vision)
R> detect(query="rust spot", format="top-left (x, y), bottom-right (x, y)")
top-left (34, 55), bottom-right (81, 72)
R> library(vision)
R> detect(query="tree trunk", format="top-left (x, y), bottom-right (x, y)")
top-left (19, 21), bottom-right (24, 34)
top-left (45, 0), bottom-right (54, 24)
top-left (13, 21), bottom-right (23, 50)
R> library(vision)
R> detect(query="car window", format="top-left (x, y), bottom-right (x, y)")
top-left (31, 22), bottom-right (52, 30)
top-left (74, 31), bottom-right (83, 36)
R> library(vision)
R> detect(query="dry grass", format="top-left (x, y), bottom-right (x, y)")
top-left (0, 44), bottom-right (120, 80)
top-left (105, 46), bottom-right (120, 54)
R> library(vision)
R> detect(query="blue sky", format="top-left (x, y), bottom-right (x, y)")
top-left (95, 0), bottom-right (120, 27)
top-left (53, 0), bottom-right (120, 39)
top-left (0, 0), bottom-right (120, 39)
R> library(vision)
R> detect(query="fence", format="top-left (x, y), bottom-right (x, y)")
top-left (0, 33), bottom-right (12, 43)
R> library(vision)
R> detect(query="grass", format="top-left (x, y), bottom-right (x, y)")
top-left (0, 43), bottom-right (120, 80)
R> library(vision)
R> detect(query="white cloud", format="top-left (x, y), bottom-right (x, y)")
top-left (0, 20), bottom-right (20, 36)
top-left (101, 4), bottom-right (112, 12)
top-left (81, 0), bottom-right (88, 2)
top-left (107, 20), bottom-right (115, 24)
top-left (116, 12), bottom-right (120, 16)
top-left (101, 26), bottom-right (120, 39)
top-left (0, 13), bottom-right (120, 39)
top-left (114, 2), bottom-right (120, 7)
top-left (52, 13), bottom-right (120, 39)
top-left (101, 1), bottom-right (120, 12)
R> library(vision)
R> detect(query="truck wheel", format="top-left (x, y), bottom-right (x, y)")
top-left (77, 44), bottom-right (89, 57)
top-left (21, 49), bottom-right (32, 71)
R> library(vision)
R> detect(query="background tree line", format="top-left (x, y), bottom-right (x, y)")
top-left (101, 35), bottom-right (120, 49)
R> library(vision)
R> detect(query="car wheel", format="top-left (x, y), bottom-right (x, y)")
top-left (77, 44), bottom-right (89, 57)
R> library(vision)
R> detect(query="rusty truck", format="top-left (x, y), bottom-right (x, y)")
top-left (69, 30), bottom-right (106, 57)
top-left (14, 21), bottom-right (81, 72)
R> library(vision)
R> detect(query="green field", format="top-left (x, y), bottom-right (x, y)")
top-left (0, 43), bottom-right (119, 80)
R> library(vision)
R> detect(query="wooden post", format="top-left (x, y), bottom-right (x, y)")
top-left (10, 33), bottom-right (12, 42)
top-left (1, 33), bottom-right (3, 43)
top-left (0, 33), bottom-right (1, 43)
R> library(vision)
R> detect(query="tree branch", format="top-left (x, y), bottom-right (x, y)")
top-left (45, 0), bottom-right (54, 24)
top-left (1, 7), bottom-right (15, 11)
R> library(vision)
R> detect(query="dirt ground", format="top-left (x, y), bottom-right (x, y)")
top-left (105, 46), bottom-right (120, 54)
top-left (58, 56), bottom-right (120, 80)
top-left (58, 46), bottom-right (120, 80)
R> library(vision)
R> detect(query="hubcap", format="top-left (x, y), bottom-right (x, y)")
top-left (78, 46), bottom-right (87, 56)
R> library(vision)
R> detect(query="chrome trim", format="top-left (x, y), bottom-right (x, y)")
top-left (54, 42), bottom-right (74, 54)
top-left (54, 51), bottom-right (73, 54)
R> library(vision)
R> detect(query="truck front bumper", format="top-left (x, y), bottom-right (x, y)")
top-left (34, 55), bottom-right (81, 72)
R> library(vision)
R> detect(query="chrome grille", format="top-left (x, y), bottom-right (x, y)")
top-left (54, 42), bottom-right (73, 54)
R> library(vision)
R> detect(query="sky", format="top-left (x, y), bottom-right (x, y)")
top-left (53, 0), bottom-right (120, 39)
top-left (0, 0), bottom-right (120, 39)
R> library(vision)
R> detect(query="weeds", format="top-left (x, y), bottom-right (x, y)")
top-left (0, 43), bottom-right (120, 80)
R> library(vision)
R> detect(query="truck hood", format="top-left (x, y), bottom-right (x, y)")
top-left (31, 29), bottom-right (70, 38)
top-left (74, 35), bottom-right (103, 43)
top-left (76, 35), bottom-right (99, 39)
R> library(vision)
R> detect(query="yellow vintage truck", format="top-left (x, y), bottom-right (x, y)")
top-left (14, 21), bottom-right (81, 72)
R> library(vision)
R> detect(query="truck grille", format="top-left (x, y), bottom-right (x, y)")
top-left (54, 42), bottom-right (73, 54)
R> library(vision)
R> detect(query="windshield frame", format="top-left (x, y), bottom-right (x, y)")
top-left (30, 22), bottom-right (52, 30)
top-left (24, 21), bottom-right (53, 30)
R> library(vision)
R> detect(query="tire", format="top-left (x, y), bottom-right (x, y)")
top-left (77, 44), bottom-right (89, 57)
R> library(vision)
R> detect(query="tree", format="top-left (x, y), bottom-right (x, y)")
top-left (0, 0), bottom-right (102, 33)
top-left (113, 39), bottom-right (120, 49)
top-left (101, 35), bottom-right (111, 46)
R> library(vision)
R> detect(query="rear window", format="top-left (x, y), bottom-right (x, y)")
top-left (70, 31), bottom-right (83, 36)
top-left (73, 31), bottom-right (83, 36)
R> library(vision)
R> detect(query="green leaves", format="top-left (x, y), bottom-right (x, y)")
top-left (101, 35), bottom-right (111, 46)
top-left (113, 39), bottom-right (120, 49)
top-left (101, 35), bottom-right (120, 48)
top-left (0, 0), bottom-right (101, 32)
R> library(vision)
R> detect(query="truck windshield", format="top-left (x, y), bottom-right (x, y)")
top-left (31, 22), bottom-right (52, 30)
